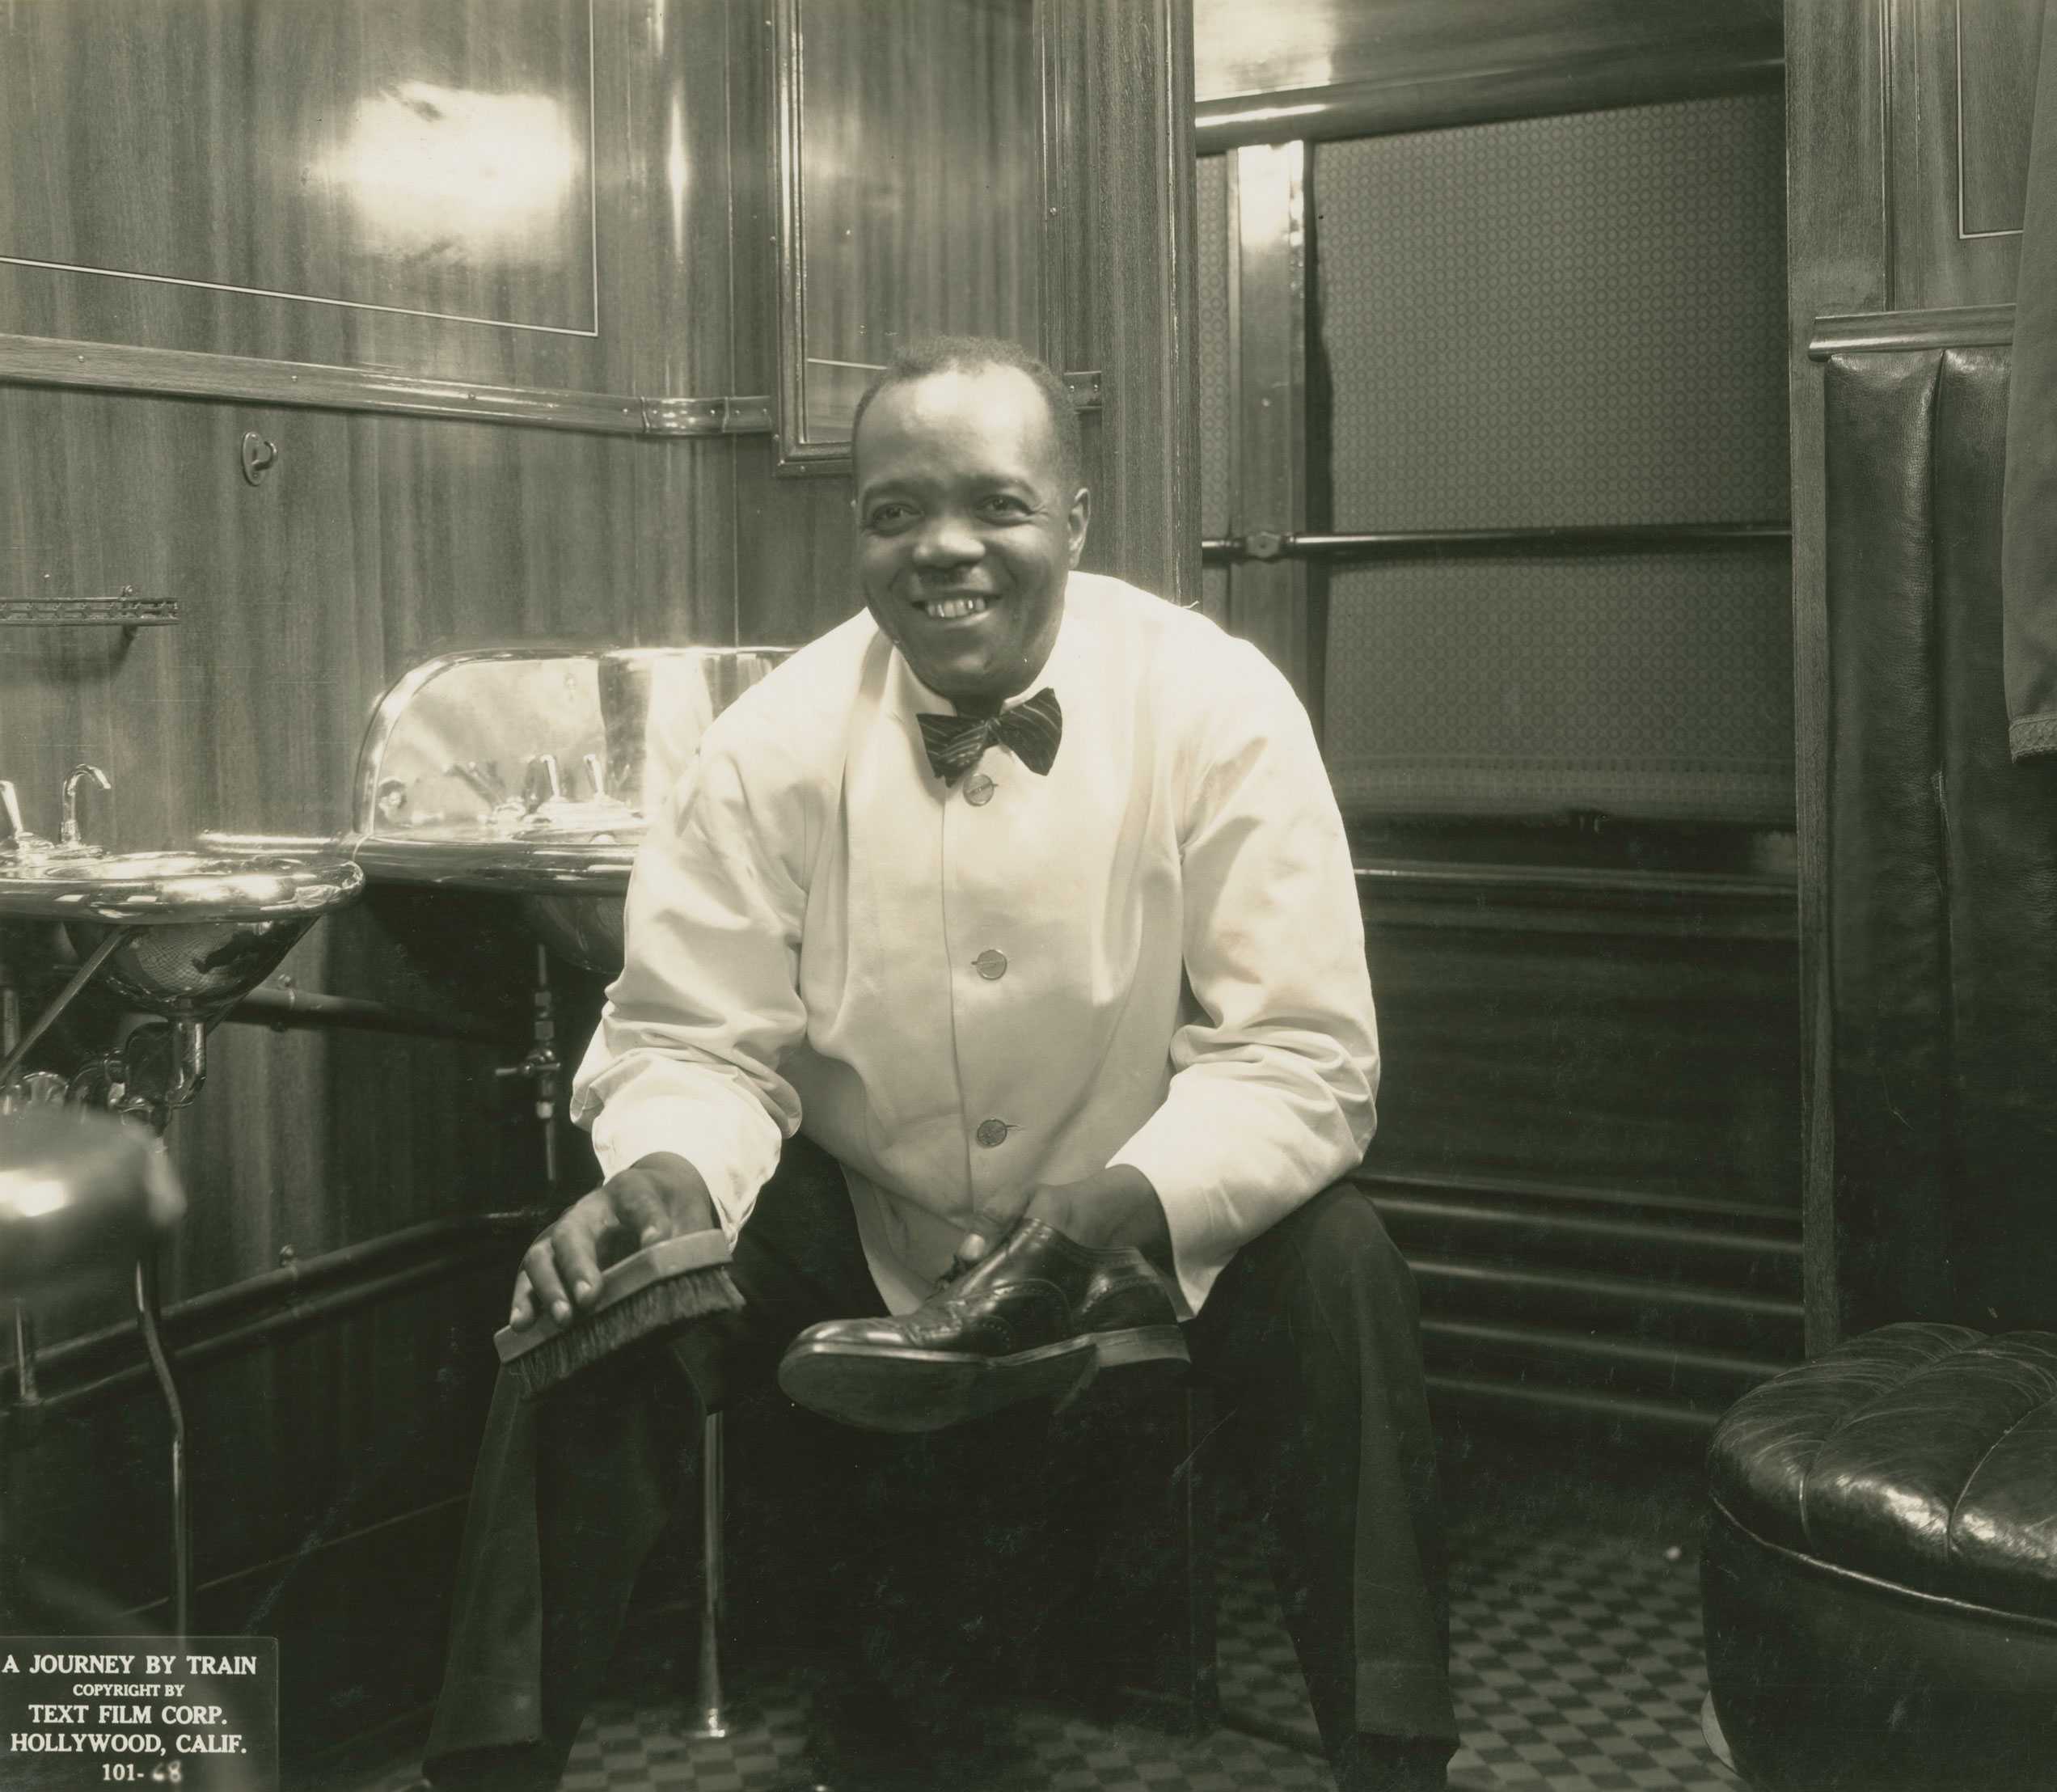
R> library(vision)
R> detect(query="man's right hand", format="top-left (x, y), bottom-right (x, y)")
top-left (509, 1152), bottom-right (720, 1331)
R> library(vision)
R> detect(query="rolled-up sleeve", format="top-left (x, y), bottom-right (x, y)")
top-left (569, 727), bottom-right (812, 1243)
top-left (1109, 645), bottom-right (1378, 1312)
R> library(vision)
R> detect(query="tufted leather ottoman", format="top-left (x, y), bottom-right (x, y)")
top-left (1701, 1323), bottom-right (2057, 1790)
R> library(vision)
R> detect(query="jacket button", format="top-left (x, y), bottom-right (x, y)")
top-left (974, 949), bottom-right (1007, 980)
top-left (962, 772), bottom-right (995, 805)
top-left (975, 1118), bottom-right (1011, 1147)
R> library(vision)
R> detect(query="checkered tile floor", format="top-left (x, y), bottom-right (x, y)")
top-left (319, 1673), bottom-right (1333, 1792)
top-left (536, 1691), bottom-right (1334, 1792)
top-left (1219, 1445), bottom-right (1732, 1791)
top-left (319, 1442), bottom-right (1734, 1792)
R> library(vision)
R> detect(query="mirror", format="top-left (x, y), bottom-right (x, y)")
top-left (774, 0), bottom-right (1053, 469)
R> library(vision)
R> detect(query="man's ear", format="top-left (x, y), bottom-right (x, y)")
top-left (1066, 486), bottom-right (1092, 568)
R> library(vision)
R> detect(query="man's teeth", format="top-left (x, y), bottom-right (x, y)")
top-left (923, 596), bottom-right (990, 620)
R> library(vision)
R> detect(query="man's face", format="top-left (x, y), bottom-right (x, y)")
top-left (853, 365), bottom-right (1089, 717)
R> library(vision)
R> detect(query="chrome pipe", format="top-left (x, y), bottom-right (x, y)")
top-left (168, 1021), bottom-right (205, 1111)
top-left (12, 1304), bottom-right (37, 1409)
top-left (20, 1213), bottom-right (543, 1414)
top-left (0, 928), bottom-right (133, 1088)
top-left (535, 947), bottom-right (559, 1190)
top-left (134, 1251), bottom-right (191, 1641)
top-left (0, 984), bottom-right (31, 1420)
top-left (221, 984), bottom-right (519, 1050)
top-left (687, 1411), bottom-right (729, 1739)
top-left (1198, 520), bottom-right (1793, 564)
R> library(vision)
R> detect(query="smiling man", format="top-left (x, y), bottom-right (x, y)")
top-left (853, 356), bottom-right (1079, 708)
top-left (423, 338), bottom-right (1455, 1792)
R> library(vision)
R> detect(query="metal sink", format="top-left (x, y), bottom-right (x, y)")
top-left (347, 644), bottom-right (787, 975)
top-left (0, 849), bottom-right (363, 924)
top-left (351, 828), bottom-right (640, 974)
top-left (0, 847), bottom-right (365, 1022)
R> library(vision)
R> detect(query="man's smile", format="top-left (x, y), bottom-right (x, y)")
top-left (914, 593), bottom-right (996, 621)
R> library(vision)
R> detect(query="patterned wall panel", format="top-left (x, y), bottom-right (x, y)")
top-left (1316, 92), bottom-right (1789, 528)
top-left (1197, 154), bottom-right (1232, 535)
top-left (1313, 91), bottom-right (1793, 821)
top-left (1324, 548), bottom-right (1793, 820)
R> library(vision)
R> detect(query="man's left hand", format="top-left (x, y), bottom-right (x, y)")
top-left (957, 1164), bottom-right (1172, 1274)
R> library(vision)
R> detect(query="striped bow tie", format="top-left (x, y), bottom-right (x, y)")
top-left (916, 687), bottom-right (1063, 786)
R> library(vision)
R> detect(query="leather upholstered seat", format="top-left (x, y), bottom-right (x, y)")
top-left (1702, 1322), bottom-right (2057, 1790)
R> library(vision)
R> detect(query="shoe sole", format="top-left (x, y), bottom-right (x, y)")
top-left (778, 1325), bottom-right (1189, 1434)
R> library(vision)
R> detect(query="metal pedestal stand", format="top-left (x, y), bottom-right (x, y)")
top-left (686, 1411), bottom-right (729, 1739)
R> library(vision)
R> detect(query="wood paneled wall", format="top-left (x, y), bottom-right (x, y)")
top-left (789, 0), bottom-right (1044, 443)
top-left (1882, 0), bottom-right (2041, 310)
top-left (0, 0), bottom-right (1193, 1743)
top-left (1786, 0), bottom-right (2041, 1347)
top-left (1058, 0), bottom-right (1199, 606)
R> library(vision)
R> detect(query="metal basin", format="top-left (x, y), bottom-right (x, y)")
top-left (0, 850), bottom-right (365, 1022)
top-left (351, 826), bottom-right (638, 976)
top-left (348, 644), bottom-right (788, 977)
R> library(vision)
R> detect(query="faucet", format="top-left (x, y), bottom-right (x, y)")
top-left (522, 753), bottom-right (564, 814)
top-left (0, 767), bottom-right (111, 862)
top-left (59, 763), bottom-right (111, 852)
top-left (0, 780), bottom-right (53, 861)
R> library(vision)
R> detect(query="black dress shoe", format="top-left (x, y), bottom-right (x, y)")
top-left (776, 1216), bottom-right (1189, 1432)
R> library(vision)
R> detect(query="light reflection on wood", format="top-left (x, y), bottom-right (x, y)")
top-left (0, 0), bottom-right (598, 334)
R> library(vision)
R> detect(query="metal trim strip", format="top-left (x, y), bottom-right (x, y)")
top-left (0, 329), bottom-right (776, 437)
top-left (1810, 303), bottom-right (2015, 358)
top-left (1195, 43), bottom-right (1783, 151)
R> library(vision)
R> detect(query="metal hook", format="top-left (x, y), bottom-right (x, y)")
top-left (240, 432), bottom-right (279, 486)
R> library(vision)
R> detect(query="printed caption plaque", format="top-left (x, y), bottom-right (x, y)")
top-left (0, 1638), bottom-right (278, 1791)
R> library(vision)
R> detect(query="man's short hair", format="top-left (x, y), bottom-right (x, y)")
top-left (851, 336), bottom-right (1083, 493)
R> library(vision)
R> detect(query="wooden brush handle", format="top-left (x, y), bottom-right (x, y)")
top-left (492, 1228), bottom-right (733, 1364)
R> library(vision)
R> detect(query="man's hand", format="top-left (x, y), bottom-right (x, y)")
top-left (509, 1152), bottom-right (720, 1330)
top-left (956, 1164), bottom-right (1173, 1274)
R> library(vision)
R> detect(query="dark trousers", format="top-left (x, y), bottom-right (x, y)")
top-left (424, 1136), bottom-right (1455, 1787)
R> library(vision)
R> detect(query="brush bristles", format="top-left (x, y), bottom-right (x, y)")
top-left (505, 1265), bottom-right (743, 1399)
